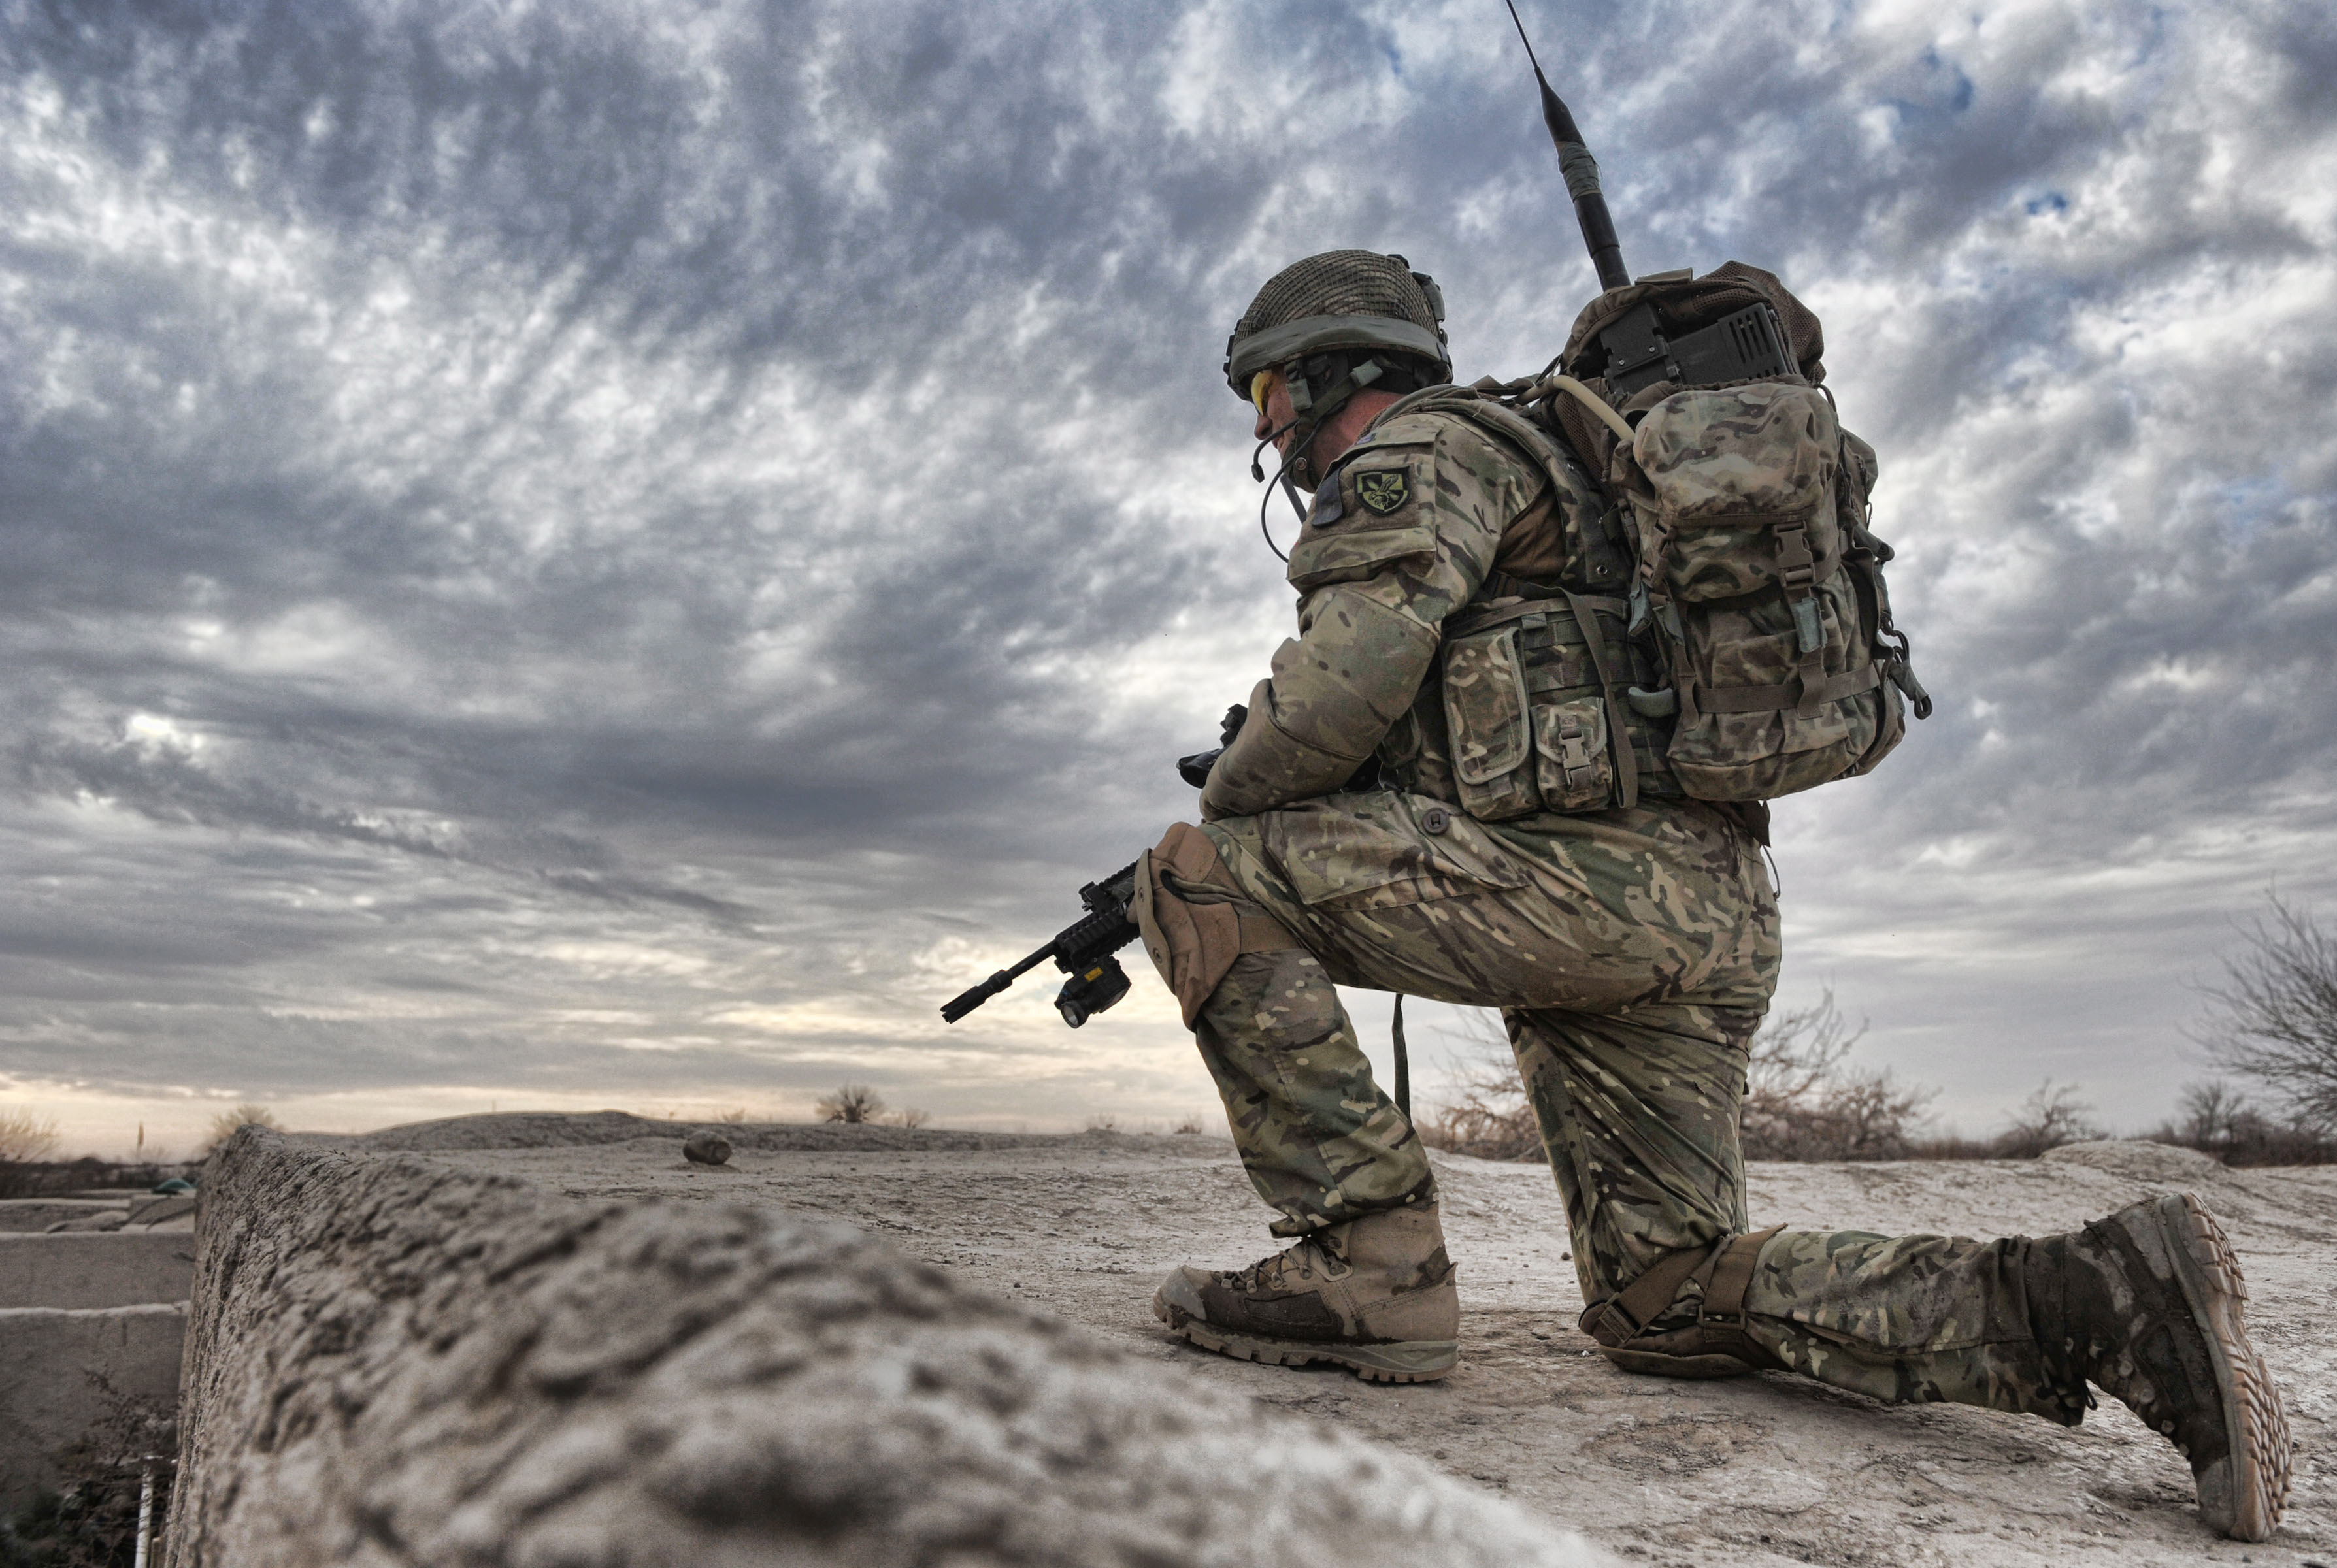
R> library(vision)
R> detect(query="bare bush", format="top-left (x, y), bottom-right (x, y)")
top-left (2196, 892), bottom-right (2337, 1134)
top-left (816, 1085), bottom-right (885, 1124)
top-left (716, 1107), bottom-right (748, 1124)
top-left (1, 1107), bottom-right (61, 1163)
top-left (1995, 1078), bottom-right (2100, 1159)
top-left (1173, 1117), bottom-right (1204, 1135)
top-left (2, 1367), bottom-right (176, 1565)
top-left (891, 1108), bottom-right (932, 1129)
top-left (202, 1104), bottom-right (280, 1156)
top-left (2145, 1078), bottom-right (2337, 1168)
top-left (1741, 991), bottom-right (1935, 1162)
top-left (1416, 1012), bottom-right (1544, 1162)
top-left (0, 1107), bottom-right (63, 1197)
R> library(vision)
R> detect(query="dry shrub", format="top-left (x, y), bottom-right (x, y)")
top-left (1741, 990), bottom-right (1935, 1162)
top-left (201, 1103), bottom-right (280, 1156)
top-left (1989, 1077), bottom-right (2101, 1159)
top-left (0, 1367), bottom-right (175, 1566)
top-left (891, 1108), bottom-right (932, 1129)
top-left (2196, 891), bottom-right (2337, 1134)
top-left (0, 1108), bottom-right (63, 1198)
top-left (816, 1085), bottom-right (885, 1124)
top-left (2143, 1079), bottom-right (2337, 1168)
top-left (1415, 1013), bottom-right (1542, 1162)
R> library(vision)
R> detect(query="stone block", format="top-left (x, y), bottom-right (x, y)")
top-left (0, 1304), bottom-right (185, 1510)
top-left (164, 1127), bottom-right (1606, 1567)
top-left (0, 1231), bottom-right (198, 1309)
top-left (0, 1200), bottom-right (127, 1233)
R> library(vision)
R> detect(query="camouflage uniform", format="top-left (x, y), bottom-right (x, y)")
top-left (1149, 252), bottom-right (2289, 1534)
top-left (1167, 389), bottom-right (2084, 1421)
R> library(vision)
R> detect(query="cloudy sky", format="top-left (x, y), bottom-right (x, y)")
top-left (2, 0), bottom-right (2332, 1159)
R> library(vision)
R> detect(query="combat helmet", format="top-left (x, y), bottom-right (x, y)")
top-left (1225, 250), bottom-right (1451, 412)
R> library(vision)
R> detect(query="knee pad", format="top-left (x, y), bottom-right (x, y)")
top-left (1131, 822), bottom-right (1299, 1027)
top-left (1579, 1225), bottom-right (1785, 1378)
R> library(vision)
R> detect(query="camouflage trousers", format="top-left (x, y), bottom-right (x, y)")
top-left (1185, 790), bottom-right (2072, 1423)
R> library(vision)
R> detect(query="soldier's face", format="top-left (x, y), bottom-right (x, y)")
top-left (1250, 369), bottom-right (1297, 450)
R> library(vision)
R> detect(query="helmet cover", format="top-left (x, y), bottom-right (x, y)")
top-left (1225, 250), bottom-right (1450, 396)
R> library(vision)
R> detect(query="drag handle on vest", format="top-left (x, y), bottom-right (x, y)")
top-left (1504, 0), bottom-right (1631, 293)
top-left (938, 861), bottom-right (1142, 1028)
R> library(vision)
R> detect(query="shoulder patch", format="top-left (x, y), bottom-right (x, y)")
top-left (1355, 468), bottom-right (1410, 515)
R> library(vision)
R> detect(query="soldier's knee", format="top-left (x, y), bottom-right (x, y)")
top-left (1130, 822), bottom-right (1302, 1027)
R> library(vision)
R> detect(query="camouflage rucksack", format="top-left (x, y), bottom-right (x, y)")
top-left (1521, 262), bottom-right (1931, 801)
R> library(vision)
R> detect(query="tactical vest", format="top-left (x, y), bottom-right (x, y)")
top-left (1363, 263), bottom-right (1927, 817)
top-left (1362, 391), bottom-right (1689, 823)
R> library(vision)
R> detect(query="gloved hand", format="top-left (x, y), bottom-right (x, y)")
top-left (1174, 704), bottom-right (1251, 789)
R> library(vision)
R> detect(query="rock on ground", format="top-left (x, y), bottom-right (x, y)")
top-left (376, 1117), bottom-right (2337, 1568)
top-left (165, 1127), bottom-right (1610, 1567)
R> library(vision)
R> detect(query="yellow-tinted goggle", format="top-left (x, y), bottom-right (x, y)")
top-left (1250, 368), bottom-right (1279, 416)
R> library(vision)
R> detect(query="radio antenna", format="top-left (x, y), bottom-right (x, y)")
top-left (1503, 0), bottom-right (1631, 292)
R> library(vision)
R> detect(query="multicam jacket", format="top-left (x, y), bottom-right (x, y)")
top-left (1201, 389), bottom-right (1682, 825)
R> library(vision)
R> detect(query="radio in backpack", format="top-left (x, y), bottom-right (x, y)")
top-left (1495, 1), bottom-right (1934, 802)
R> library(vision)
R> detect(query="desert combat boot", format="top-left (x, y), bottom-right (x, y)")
top-left (1152, 1203), bottom-right (1458, 1383)
top-left (2030, 1192), bottom-right (2293, 1541)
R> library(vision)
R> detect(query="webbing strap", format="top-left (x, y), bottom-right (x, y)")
top-left (1582, 1223), bottom-right (1785, 1354)
top-left (1561, 589), bottom-right (1638, 810)
top-left (1698, 1224), bottom-right (1784, 1331)
top-left (1582, 1241), bottom-right (1715, 1347)
top-left (1444, 591), bottom-right (1628, 640)
top-left (1694, 661), bottom-right (1879, 715)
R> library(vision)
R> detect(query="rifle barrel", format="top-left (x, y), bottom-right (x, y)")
top-left (938, 943), bottom-right (1053, 1024)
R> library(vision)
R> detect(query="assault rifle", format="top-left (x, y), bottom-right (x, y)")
top-left (938, 863), bottom-right (1141, 1029)
top-left (938, 706), bottom-right (1246, 1030)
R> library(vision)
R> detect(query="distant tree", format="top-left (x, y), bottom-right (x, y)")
top-left (2177, 1079), bottom-right (2250, 1146)
top-left (816, 1085), bottom-right (885, 1124)
top-left (1416, 1012), bottom-right (1544, 1162)
top-left (0, 1108), bottom-right (63, 1197)
top-left (1741, 990), bottom-right (1936, 1162)
top-left (891, 1108), bottom-right (932, 1129)
top-left (2196, 892), bottom-right (2337, 1134)
top-left (1995, 1079), bottom-right (2099, 1158)
top-left (0, 1107), bottom-right (61, 1164)
top-left (202, 1103), bottom-right (281, 1154)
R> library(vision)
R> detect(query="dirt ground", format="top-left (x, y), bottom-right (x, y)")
top-left (372, 1118), bottom-right (2335, 1567)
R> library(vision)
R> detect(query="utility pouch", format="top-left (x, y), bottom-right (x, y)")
top-left (1435, 592), bottom-right (1674, 821)
top-left (1534, 697), bottom-right (1612, 811)
top-left (1440, 624), bottom-right (1537, 821)
top-left (1624, 383), bottom-right (1904, 800)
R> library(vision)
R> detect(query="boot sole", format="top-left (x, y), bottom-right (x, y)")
top-left (2147, 1193), bottom-right (2293, 1541)
top-left (1151, 1296), bottom-right (1457, 1383)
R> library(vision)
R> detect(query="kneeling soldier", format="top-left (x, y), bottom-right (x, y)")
top-left (1135, 250), bottom-right (2290, 1543)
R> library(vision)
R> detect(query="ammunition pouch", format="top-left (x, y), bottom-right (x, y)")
top-left (1433, 589), bottom-right (1682, 821)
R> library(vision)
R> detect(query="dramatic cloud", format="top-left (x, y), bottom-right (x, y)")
top-left (0, 0), bottom-right (2330, 1153)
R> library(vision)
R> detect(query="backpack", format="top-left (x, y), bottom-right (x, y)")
top-left (1517, 262), bottom-right (1932, 802)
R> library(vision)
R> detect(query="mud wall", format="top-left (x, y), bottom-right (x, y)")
top-left (167, 1128), bottom-right (1604, 1567)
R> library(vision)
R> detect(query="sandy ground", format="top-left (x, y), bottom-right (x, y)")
top-left (378, 1120), bottom-right (2336, 1567)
